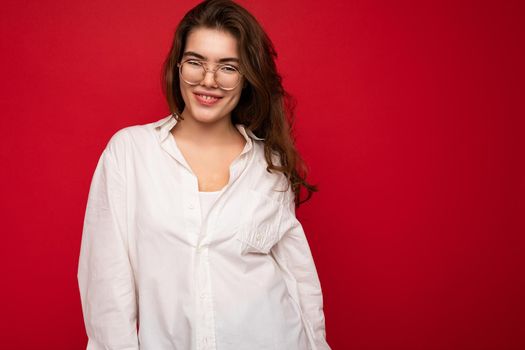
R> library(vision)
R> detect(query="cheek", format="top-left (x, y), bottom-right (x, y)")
top-left (180, 82), bottom-right (190, 104)
top-left (226, 89), bottom-right (243, 108)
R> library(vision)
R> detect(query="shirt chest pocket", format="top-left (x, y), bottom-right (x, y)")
top-left (233, 189), bottom-right (284, 255)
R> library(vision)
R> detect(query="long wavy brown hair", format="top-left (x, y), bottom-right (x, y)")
top-left (160, 0), bottom-right (318, 208)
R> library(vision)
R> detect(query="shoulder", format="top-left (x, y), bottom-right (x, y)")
top-left (101, 116), bottom-right (164, 167)
top-left (104, 115), bottom-right (168, 152)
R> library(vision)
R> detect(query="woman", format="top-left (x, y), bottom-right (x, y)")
top-left (77, 0), bottom-right (331, 349)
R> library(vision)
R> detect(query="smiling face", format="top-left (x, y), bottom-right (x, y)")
top-left (179, 27), bottom-right (243, 125)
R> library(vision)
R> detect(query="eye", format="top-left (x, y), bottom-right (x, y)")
top-left (219, 65), bottom-right (239, 73)
top-left (186, 60), bottom-right (203, 66)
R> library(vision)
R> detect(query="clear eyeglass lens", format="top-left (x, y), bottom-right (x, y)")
top-left (180, 61), bottom-right (240, 89)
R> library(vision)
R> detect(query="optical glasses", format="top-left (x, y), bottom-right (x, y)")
top-left (177, 59), bottom-right (243, 91)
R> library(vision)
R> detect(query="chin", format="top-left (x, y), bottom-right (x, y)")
top-left (190, 106), bottom-right (227, 123)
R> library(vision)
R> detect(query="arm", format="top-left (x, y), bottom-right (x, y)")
top-left (270, 188), bottom-right (331, 350)
top-left (77, 142), bottom-right (139, 350)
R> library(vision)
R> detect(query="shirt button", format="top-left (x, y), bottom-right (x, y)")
top-left (188, 203), bottom-right (195, 209)
top-left (255, 233), bottom-right (262, 241)
top-left (200, 293), bottom-right (207, 299)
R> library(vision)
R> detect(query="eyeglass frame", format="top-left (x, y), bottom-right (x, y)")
top-left (177, 59), bottom-right (244, 91)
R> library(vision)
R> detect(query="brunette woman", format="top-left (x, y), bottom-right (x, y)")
top-left (78, 1), bottom-right (331, 349)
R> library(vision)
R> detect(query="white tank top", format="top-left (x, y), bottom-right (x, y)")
top-left (198, 190), bottom-right (222, 221)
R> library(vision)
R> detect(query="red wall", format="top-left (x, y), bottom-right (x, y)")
top-left (1, 0), bottom-right (524, 349)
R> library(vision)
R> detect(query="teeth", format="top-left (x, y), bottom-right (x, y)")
top-left (199, 94), bottom-right (218, 100)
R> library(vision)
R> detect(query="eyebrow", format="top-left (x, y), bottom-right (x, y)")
top-left (182, 51), bottom-right (240, 63)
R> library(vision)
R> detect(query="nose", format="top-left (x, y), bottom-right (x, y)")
top-left (200, 70), bottom-right (218, 88)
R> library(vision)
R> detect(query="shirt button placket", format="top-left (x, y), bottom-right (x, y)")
top-left (190, 172), bottom-right (217, 350)
top-left (198, 247), bottom-right (216, 350)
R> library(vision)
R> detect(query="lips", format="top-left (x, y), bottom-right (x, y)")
top-left (194, 90), bottom-right (222, 98)
top-left (194, 92), bottom-right (223, 106)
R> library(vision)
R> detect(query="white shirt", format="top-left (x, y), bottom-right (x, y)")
top-left (77, 114), bottom-right (331, 350)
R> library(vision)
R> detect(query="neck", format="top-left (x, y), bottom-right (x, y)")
top-left (173, 110), bottom-right (239, 146)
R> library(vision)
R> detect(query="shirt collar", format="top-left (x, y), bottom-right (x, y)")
top-left (154, 114), bottom-right (265, 143)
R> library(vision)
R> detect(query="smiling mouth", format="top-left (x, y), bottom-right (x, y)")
top-left (194, 93), bottom-right (222, 105)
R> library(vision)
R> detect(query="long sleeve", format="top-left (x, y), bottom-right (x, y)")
top-left (270, 188), bottom-right (331, 350)
top-left (77, 141), bottom-right (139, 350)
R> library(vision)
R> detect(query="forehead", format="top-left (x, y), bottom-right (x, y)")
top-left (184, 27), bottom-right (238, 61)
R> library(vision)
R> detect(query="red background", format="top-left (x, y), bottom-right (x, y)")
top-left (1, 0), bottom-right (524, 349)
